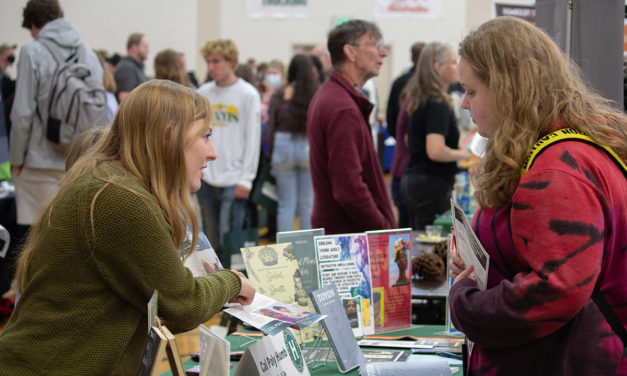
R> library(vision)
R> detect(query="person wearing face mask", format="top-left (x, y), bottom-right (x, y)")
top-left (265, 71), bottom-right (282, 89)
top-left (261, 59), bottom-right (285, 129)
top-left (0, 43), bottom-right (17, 138)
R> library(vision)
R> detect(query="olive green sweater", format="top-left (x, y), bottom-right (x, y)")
top-left (0, 164), bottom-right (241, 375)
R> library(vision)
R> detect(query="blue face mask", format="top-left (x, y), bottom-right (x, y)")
top-left (266, 73), bottom-right (281, 88)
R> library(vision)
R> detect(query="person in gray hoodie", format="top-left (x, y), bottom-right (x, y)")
top-left (10, 0), bottom-right (102, 242)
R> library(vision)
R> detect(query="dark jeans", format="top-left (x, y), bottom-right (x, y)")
top-left (391, 176), bottom-right (410, 229)
top-left (400, 173), bottom-right (452, 231)
top-left (195, 182), bottom-right (244, 267)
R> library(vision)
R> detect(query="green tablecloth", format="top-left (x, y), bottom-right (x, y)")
top-left (433, 210), bottom-right (474, 230)
top-left (162, 325), bottom-right (464, 376)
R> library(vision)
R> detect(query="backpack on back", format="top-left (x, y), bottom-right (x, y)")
top-left (39, 39), bottom-right (107, 151)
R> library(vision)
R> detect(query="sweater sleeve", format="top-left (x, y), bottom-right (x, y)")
top-left (236, 88), bottom-right (261, 190)
top-left (449, 167), bottom-right (605, 348)
top-left (9, 46), bottom-right (38, 167)
top-left (90, 182), bottom-right (242, 332)
top-left (326, 108), bottom-right (389, 229)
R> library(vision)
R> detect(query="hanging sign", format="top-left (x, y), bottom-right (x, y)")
top-left (245, 0), bottom-right (309, 19)
top-left (375, 0), bottom-right (442, 19)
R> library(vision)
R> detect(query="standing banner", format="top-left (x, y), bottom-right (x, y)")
top-left (245, 0), bottom-right (309, 19)
top-left (374, 0), bottom-right (442, 19)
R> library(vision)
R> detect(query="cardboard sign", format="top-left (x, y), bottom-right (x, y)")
top-left (234, 329), bottom-right (310, 376)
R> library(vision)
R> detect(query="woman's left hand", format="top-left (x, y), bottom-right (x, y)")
top-left (453, 264), bottom-right (476, 286)
top-left (449, 238), bottom-right (466, 279)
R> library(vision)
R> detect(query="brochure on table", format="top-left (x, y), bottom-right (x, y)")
top-left (223, 293), bottom-right (325, 336)
top-left (241, 242), bottom-right (309, 308)
top-left (234, 328), bottom-right (310, 376)
top-left (276, 228), bottom-right (325, 296)
top-left (241, 242), bottom-right (318, 342)
top-left (365, 229), bottom-right (412, 333)
top-left (310, 284), bottom-right (365, 373)
top-left (450, 200), bottom-right (490, 290)
top-left (314, 233), bottom-right (375, 336)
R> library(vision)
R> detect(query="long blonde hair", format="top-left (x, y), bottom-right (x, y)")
top-left (402, 42), bottom-right (453, 115)
top-left (460, 16), bottom-right (627, 208)
top-left (16, 80), bottom-right (212, 292)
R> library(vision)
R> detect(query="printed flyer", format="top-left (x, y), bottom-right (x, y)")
top-left (314, 233), bottom-right (375, 335)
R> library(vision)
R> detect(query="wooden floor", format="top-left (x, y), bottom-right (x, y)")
top-left (154, 313), bottom-right (228, 374)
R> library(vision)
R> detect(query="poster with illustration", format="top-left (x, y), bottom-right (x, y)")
top-left (389, 236), bottom-right (411, 288)
top-left (366, 229), bottom-right (412, 333)
top-left (314, 233), bottom-right (375, 335)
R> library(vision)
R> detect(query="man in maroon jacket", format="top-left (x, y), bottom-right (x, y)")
top-left (307, 19), bottom-right (397, 234)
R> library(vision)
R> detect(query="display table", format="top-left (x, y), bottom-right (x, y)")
top-left (161, 325), bottom-right (463, 376)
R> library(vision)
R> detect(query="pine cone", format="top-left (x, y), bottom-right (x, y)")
top-left (433, 239), bottom-right (448, 265)
top-left (412, 253), bottom-right (446, 280)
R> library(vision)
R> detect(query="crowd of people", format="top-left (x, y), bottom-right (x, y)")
top-left (0, 0), bottom-right (625, 374)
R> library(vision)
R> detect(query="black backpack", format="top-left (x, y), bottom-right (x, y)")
top-left (39, 39), bottom-right (107, 151)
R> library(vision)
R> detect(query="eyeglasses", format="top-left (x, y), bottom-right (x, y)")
top-left (350, 39), bottom-right (385, 51)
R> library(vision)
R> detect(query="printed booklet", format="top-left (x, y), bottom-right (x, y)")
top-left (223, 293), bottom-right (325, 336)
top-left (365, 229), bottom-right (412, 333)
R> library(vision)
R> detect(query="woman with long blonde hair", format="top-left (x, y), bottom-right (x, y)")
top-left (0, 80), bottom-right (255, 374)
top-left (449, 16), bottom-right (627, 375)
top-left (400, 41), bottom-right (472, 230)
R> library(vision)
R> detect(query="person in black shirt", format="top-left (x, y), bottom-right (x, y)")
top-left (400, 42), bottom-right (472, 230)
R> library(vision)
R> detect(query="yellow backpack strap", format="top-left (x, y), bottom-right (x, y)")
top-left (522, 128), bottom-right (627, 176)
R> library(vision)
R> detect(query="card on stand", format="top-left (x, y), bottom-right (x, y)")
top-left (310, 284), bottom-right (365, 373)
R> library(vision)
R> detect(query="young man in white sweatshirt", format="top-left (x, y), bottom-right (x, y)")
top-left (197, 39), bottom-right (261, 268)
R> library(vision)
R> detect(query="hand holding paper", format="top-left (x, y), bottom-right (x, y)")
top-left (449, 243), bottom-right (476, 284)
top-left (453, 264), bottom-right (476, 286)
top-left (232, 272), bottom-right (256, 306)
top-left (448, 239), bottom-right (465, 279)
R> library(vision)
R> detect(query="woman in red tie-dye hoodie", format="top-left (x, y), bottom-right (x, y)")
top-left (449, 16), bottom-right (627, 376)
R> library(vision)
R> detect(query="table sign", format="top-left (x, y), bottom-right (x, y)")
top-left (199, 324), bottom-right (230, 376)
top-left (310, 284), bottom-right (365, 373)
top-left (234, 328), bottom-right (310, 376)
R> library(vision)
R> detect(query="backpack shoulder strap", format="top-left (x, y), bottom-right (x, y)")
top-left (37, 38), bottom-right (64, 64)
top-left (522, 128), bottom-right (627, 177)
top-left (592, 286), bottom-right (627, 348)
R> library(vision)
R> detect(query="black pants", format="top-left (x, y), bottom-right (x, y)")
top-left (400, 172), bottom-right (452, 231)
top-left (391, 176), bottom-right (410, 229)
